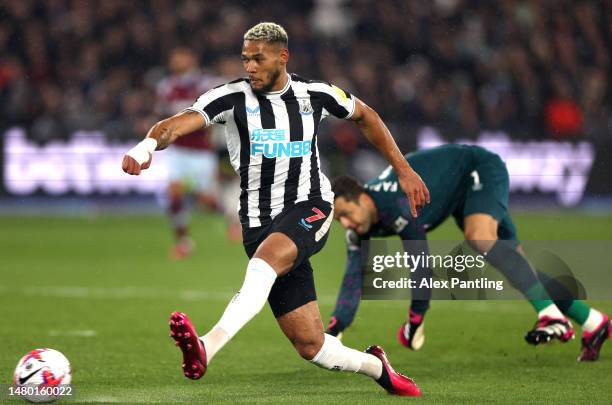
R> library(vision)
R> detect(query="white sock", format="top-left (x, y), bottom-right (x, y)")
top-left (199, 258), bottom-right (277, 362)
top-left (200, 328), bottom-right (229, 363)
top-left (538, 304), bottom-right (564, 319)
top-left (582, 309), bottom-right (604, 333)
top-left (310, 334), bottom-right (383, 379)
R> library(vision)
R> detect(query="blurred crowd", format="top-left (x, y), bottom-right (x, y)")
top-left (0, 0), bottom-right (610, 146)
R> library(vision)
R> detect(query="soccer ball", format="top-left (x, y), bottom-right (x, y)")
top-left (13, 348), bottom-right (72, 403)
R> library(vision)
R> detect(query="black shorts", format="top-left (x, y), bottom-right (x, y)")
top-left (242, 199), bottom-right (334, 317)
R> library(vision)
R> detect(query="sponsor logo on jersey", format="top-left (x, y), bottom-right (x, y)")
top-left (367, 181), bottom-right (398, 192)
top-left (250, 129), bottom-right (311, 158)
top-left (246, 105), bottom-right (260, 117)
top-left (250, 128), bottom-right (285, 142)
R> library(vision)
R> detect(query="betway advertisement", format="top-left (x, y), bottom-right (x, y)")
top-left (1, 126), bottom-right (600, 206)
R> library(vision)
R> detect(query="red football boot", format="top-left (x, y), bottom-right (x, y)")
top-left (578, 313), bottom-right (611, 362)
top-left (365, 345), bottom-right (421, 396)
top-left (169, 311), bottom-right (207, 379)
top-left (397, 310), bottom-right (425, 350)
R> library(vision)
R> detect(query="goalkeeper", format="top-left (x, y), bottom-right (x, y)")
top-left (327, 144), bottom-right (610, 362)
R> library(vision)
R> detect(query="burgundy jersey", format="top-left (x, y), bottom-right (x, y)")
top-left (157, 71), bottom-right (222, 150)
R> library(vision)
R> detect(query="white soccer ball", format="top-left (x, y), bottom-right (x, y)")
top-left (13, 348), bottom-right (72, 403)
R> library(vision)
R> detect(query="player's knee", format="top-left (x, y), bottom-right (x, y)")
top-left (464, 214), bottom-right (498, 245)
top-left (293, 337), bottom-right (324, 360)
top-left (464, 227), bottom-right (497, 241)
top-left (465, 228), bottom-right (497, 253)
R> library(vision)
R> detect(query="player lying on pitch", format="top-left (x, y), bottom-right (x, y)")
top-left (326, 144), bottom-right (611, 362)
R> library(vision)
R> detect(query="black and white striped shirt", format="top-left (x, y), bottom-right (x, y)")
top-left (186, 73), bottom-right (356, 228)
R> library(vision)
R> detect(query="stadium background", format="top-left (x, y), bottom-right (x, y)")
top-left (1, 0), bottom-right (611, 403)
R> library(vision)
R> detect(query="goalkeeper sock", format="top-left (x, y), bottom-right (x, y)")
top-left (485, 241), bottom-right (559, 314)
top-left (561, 300), bottom-right (591, 325)
top-left (525, 284), bottom-right (563, 316)
top-left (581, 308), bottom-right (604, 333)
top-left (537, 303), bottom-right (565, 320)
top-left (409, 301), bottom-right (429, 318)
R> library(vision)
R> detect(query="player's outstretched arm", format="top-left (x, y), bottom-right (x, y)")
top-left (327, 245), bottom-right (364, 337)
top-left (121, 110), bottom-right (206, 175)
top-left (350, 98), bottom-right (430, 217)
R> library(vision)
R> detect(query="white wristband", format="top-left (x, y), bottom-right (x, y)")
top-left (126, 138), bottom-right (157, 165)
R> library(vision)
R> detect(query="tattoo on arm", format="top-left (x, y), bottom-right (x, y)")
top-left (150, 110), bottom-right (203, 151)
top-left (154, 124), bottom-right (172, 150)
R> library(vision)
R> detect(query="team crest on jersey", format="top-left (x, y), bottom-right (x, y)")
top-left (298, 99), bottom-right (313, 115)
top-left (393, 216), bottom-right (409, 232)
top-left (246, 105), bottom-right (260, 117)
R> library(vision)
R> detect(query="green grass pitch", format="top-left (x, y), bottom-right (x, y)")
top-left (1, 212), bottom-right (611, 404)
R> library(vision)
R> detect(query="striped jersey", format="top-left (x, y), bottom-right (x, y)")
top-left (186, 73), bottom-right (356, 228)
